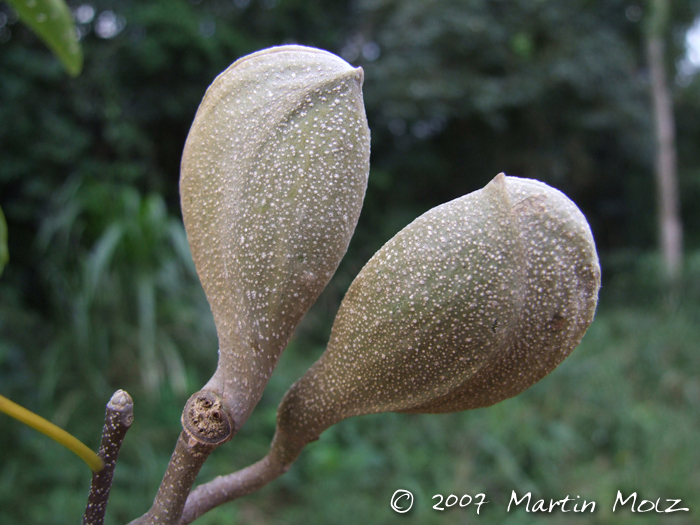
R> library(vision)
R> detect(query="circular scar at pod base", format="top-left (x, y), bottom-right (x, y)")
top-left (180, 46), bottom-right (371, 433)
top-left (274, 173), bottom-right (600, 456)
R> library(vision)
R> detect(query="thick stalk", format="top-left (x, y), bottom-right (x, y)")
top-left (83, 390), bottom-right (134, 525)
top-left (129, 391), bottom-right (234, 525)
top-left (179, 429), bottom-right (305, 525)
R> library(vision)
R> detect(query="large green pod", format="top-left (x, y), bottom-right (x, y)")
top-left (275, 174), bottom-right (600, 451)
top-left (180, 46), bottom-right (371, 430)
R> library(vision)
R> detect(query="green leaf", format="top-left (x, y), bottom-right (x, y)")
top-left (7, 0), bottom-right (83, 77)
top-left (0, 205), bottom-right (7, 278)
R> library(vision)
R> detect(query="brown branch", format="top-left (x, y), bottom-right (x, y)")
top-left (178, 428), bottom-right (306, 524)
top-left (128, 391), bottom-right (234, 525)
top-left (82, 390), bottom-right (134, 525)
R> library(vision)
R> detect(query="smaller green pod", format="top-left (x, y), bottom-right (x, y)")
top-left (274, 174), bottom-right (600, 454)
top-left (181, 46), bottom-right (370, 431)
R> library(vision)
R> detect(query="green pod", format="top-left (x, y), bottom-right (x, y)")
top-left (180, 46), bottom-right (370, 430)
top-left (275, 174), bottom-right (600, 450)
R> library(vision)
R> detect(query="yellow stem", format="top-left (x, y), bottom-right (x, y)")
top-left (0, 393), bottom-right (104, 472)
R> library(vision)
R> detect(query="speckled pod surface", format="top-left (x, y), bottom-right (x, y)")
top-left (276, 174), bottom-right (600, 447)
top-left (180, 46), bottom-right (371, 430)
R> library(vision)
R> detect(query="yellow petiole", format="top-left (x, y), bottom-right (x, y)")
top-left (0, 393), bottom-right (104, 472)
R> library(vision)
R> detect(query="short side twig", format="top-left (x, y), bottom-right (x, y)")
top-left (83, 390), bottom-right (134, 525)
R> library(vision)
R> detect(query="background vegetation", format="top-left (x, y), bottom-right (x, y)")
top-left (1, 0), bottom-right (699, 523)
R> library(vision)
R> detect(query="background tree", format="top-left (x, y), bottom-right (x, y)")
top-left (646, 0), bottom-right (682, 280)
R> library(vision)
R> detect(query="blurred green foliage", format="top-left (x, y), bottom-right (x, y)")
top-left (0, 205), bottom-right (7, 277)
top-left (1, 0), bottom-right (700, 523)
top-left (6, 0), bottom-right (83, 76)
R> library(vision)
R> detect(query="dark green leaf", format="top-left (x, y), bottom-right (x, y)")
top-left (7, 0), bottom-right (83, 76)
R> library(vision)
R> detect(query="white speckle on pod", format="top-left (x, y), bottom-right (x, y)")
top-left (276, 173), bottom-right (600, 447)
top-left (181, 45), bottom-right (371, 429)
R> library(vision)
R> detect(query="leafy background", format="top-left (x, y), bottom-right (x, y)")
top-left (1, 0), bottom-right (700, 523)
